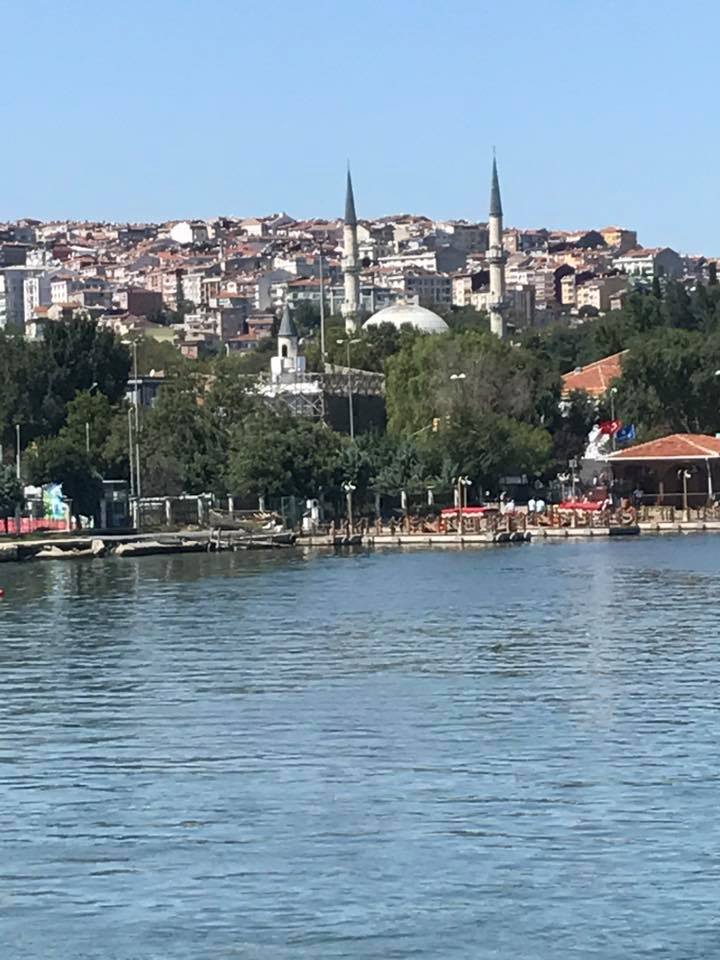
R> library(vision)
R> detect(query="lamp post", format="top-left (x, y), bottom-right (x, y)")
top-left (569, 458), bottom-right (578, 499)
top-left (15, 423), bottom-right (21, 480)
top-left (610, 386), bottom-right (618, 452)
top-left (449, 373), bottom-right (467, 425)
top-left (337, 337), bottom-right (361, 440)
top-left (85, 380), bottom-right (98, 456)
top-left (678, 467), bottom-right (692, 522)
top-left (127, 407), bottom-right (135, 498)
top-left (342, 481), bottom-right (356, 534)
top-left (455, 475), bottom-right (471, 535)
top-left (122, 337), bottom-right (142, 501)
top-left (558, 472), bottom-right (570, 502)
top-left (132, 341), bottom-right (141, 499)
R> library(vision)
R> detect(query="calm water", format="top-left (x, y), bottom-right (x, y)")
top-left (2, 538), bottom-right (720, 958)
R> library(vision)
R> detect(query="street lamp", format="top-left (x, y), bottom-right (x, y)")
top-left (342, 481), bottom-right (357, 532)
top-left (454, 475), bottom-right (472, 534)
top-left (127, 407), bottom-right (135, 498)
top-left (337, 337), bottom-right (361, 440)
top-left (122, 338), bottom-right (142, 501)
top-left (558, 472), bottom-right (570, 501)
top-left (569, 458), bottom-right (578, 499)
top-left (449, 372), bottom-right (467, 381)
top-left (678, 467), bottom-right (693, 521)
top-left (610, 386), bottom-right (618, 452)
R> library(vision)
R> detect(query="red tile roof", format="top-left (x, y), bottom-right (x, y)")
top-left (562, 351), bottom-right (626, 398)
top-left (608, 434), bottom-right (720, 461)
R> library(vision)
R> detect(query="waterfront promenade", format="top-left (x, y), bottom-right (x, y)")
top-left (2, 509), bottom-right (720, 563)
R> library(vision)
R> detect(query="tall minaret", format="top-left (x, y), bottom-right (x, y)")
top-left (488, 155), bottom-right (507, 339)
top-left (341, 168), bottom-right (360, 333)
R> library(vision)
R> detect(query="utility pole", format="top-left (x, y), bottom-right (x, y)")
top-left (346, 340), bottom-right (354, 441)
top-left (133, 340), bottom-right (142, 501)
top-left (337, 337), bottom-right (360, 440)
top-left (318, 241), bottom-right (326, 364)
top-left (127, 406), bottom-right (135, 498)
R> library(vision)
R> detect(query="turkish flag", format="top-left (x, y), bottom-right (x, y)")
top-left (599, 419), bottom-right (622, 436)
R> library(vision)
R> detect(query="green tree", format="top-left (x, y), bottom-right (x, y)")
top-left (303, 320), bottom-right (415, 374)
top-left (226, 407), bottom-right (344, 502)
top-left (0, 465), bottom-right (23, 528)
top-left (435, 304), bottom-right (490, 333)
top-left (134, 337), bottom-right (185, 375)
top-left (0, 332), bottom-right (46, 446)
top-left (140, 372), bottom-right (221, 496)
top-left (385, 329), bottom-right (558, 435)
top-left (27, 437), bottom-right (103, 525)
top-left (60, 391), bottom-right (118, 469)
top-left (615, 328), bottom-right (720, 436)
top-left (427, 411), bottom-right (552, 491)
top-left (39, 315), bottom-right (131, 435)
top-left (371, 435), bottom-right (429, 497)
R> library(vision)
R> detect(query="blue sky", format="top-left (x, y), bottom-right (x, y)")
top-left (2, 0), bottom-right (716, 252)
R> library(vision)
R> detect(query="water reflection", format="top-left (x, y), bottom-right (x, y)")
top-left (2, 537), bottom-right (720, 958)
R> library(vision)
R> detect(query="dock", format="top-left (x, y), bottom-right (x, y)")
top-left (1, 515), bottom-right (720, 566)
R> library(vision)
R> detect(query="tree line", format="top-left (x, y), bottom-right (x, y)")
top-left (2, 280), bottom-right (720, 521)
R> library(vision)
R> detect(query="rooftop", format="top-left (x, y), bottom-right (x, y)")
top-left (608, 434), bottom-right (720, 461)
top-left (562, 351), bottom-right (626, 398)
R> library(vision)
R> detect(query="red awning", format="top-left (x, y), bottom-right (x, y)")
top-left (440, 506), bottom-right (493, 517)
top-left (559, 501), bottom-right (603, 511)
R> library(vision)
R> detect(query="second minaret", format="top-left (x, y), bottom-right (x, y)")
top-left (488, 156), bottom-right (507, 339)
top-left (341, 169), bottom-right (360, 333)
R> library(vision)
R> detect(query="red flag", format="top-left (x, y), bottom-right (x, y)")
top-left (599, 419), bottom-right (622, 436)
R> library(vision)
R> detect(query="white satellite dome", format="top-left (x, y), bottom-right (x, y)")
top-left (363, 299), bottom-right (449, 334)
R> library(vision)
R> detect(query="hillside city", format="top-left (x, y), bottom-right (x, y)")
top-left (2, 160), bottom-right (720, 537)
top-left (0, 186), bottom-right (702, 353)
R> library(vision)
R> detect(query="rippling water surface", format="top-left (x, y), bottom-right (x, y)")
top-left (2, 538), bottom-right (720, 958)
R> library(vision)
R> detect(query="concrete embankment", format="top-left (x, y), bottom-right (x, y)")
top-left (1, 519), bottom-right (719, 566)
top-left (0, 529), bottom-right (297, 563)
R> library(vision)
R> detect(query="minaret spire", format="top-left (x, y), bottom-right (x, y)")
top-left (345, 168), bottom-right (357, 226)
top-left (487, 153), bottom-right (507, 339)
top-left (341, 165), bottom-right (360, 333)
top-left (490, 156), bottom-right (503, 218)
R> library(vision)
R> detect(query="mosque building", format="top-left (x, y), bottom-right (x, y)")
top-left (344, 157), bottom-right (507, 338)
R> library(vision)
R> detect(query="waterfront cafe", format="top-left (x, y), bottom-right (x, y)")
top-left (606, 433), bottom-right (720, 507)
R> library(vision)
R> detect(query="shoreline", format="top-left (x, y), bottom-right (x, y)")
top-left (0, 518), bottom-right (719, 565)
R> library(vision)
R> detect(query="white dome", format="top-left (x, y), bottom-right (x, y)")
top-left (363, 300), bottom-right (449, 334)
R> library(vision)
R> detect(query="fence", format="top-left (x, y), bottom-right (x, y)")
top-left (1, 517), bottom-right (69, 536)
top-left (134, 495), bottom-right (213, 530)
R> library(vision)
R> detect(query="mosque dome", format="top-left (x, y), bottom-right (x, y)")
top-left (363, 299), bottom-right (449, 334)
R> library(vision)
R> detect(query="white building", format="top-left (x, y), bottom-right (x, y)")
top-left (23, 273), bottom-right (53, 323)
top-left (2, 266), bottom-right (55, 329)
top-left (613, 246), bottom-right (682, 280)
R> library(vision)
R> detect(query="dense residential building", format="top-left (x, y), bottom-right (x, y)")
top-left (0, 162), bottom-right (702, 353)
top-left (613, 246), bottom-right (682, 279)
